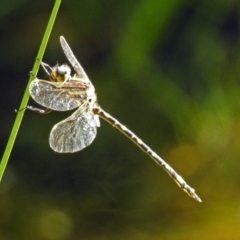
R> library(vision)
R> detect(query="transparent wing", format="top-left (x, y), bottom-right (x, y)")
top-left (59, 36), bottom-right (89, 81)
top-left (29, 79), bottom-right (87, 111)
top-left (49, 108), bottom-right (99, 153)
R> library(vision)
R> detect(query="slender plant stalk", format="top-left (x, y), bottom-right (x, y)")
top-left (0, 0), bottom-right (61, 182)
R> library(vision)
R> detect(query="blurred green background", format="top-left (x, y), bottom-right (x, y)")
top-left (1, 0), bottom-right (240, 239)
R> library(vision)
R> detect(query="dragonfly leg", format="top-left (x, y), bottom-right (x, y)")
top-left (15, 106), bottom-right (52, 114)
top-left (29, 71), bottom-right (36, 78)
top-left (40, 61), bottom-right (54, 78)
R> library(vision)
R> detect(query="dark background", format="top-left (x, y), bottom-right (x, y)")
top-left (1, 0), bottom-right (240, 239)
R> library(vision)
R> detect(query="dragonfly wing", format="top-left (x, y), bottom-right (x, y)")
top-left (29, 79), bottom-right (84, 111)
top-left (60, 36), bottom-right (89, 81)
top-left (49, 110), bottom-right (99, 153)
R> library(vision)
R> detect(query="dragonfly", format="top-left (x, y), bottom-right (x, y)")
top-left (26, 36), bottom-right (201, 202)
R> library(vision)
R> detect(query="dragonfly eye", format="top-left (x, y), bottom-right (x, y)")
top-left (57, 65), bottom-right (68, 75)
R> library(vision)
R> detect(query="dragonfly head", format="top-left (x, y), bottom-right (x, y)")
top-left (49, 64), bottom-right (72, 82)
top-left (57, 64), bottom-right (71, 76)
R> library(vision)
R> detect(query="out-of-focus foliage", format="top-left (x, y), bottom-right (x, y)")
top-left (1, 0), bottom-right (240, 239)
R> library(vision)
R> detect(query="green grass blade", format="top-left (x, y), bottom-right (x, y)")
top-left (0, 0), bottom-right (61, 182)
